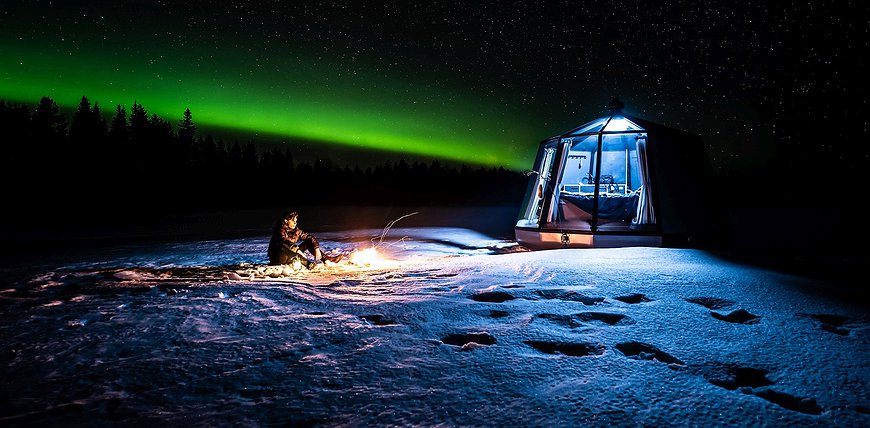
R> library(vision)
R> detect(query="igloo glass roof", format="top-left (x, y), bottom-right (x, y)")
top-left (566, 115), bottom-right (645, 136)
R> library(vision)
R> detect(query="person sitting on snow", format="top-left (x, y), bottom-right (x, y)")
top-left (268, 211), bottom-right (342, 268)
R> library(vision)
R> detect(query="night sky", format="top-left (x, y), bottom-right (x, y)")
top-left (1, 1), bottom-right (866, 172)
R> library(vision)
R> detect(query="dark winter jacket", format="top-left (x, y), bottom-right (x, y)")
top-left (268, 220), bottom-right (320, 264)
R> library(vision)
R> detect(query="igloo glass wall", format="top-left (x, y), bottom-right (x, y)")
top-left (516, 97), bottom-right (726, 250)
top-left (516, 111), bottom-right (654, 235)
top-left (515, 97), bottom-right (720, 249)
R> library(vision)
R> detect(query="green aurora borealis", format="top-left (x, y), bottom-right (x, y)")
top-left (1, 25), bottom-right (547, 171)
top-left (7, 2), bottom-right (862, 176)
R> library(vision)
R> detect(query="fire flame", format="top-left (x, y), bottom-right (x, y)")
top-left (349, 247), bottom-right (386, 267)
top-left (345, 212), bottom-right (417, 269)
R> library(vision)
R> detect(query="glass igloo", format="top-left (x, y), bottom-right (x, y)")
top-left (516, 98), bottom-right (725, 249)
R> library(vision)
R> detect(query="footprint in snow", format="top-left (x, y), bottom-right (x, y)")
top-left (750, 388), bottom-right (823, 415)
top-left (614, 293), bottom-right (652, 304)
top-left (685, 296), bottom-right (735, 310)
top-left (686, 297), bottom-right (759, 324)
top-left (695, 363), bottom-right (774, 390)
top-left (535, 312), bottom-right (632, 328)
top-left (441, 332), bottom-right (496, 351)
top-left (525, 340), bottom-right (606, 357)
top-left (615, 341), bottom-right (684, 366)
top-left (481, 309), bottom-right (511, 319)
top-left (576, 312), bottom-right (633, 325)
top-left (534, 313), bottom-right (585, 328)
top-left (710, 308), bottom-right (761, 324)
top-left (802, 313), bottom-right (854, 336)
top-left (536, 289), bottom-right (606, 305)
top-left (360, 314), bottom-right (396, 326)
top-left (470, 291), bottom-right (515, 303)
top-left (687, 361), bottom-right (823, 415)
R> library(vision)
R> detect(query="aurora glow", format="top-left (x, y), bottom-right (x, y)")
top-left (4, 44), bottom-right (548, 170)
top-left (2, 1), bottom-right (865, 174)
top-left (0, 2), bottom-right (565, 170)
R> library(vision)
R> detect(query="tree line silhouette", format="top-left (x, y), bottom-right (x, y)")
top-left (1, 95), bottom-right (528, 222)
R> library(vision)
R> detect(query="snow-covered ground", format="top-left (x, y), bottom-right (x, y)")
top-left (1, 223), bottom-right (868, 427)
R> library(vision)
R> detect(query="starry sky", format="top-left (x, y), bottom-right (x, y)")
top-left (1, 1), bottom-right (866, 172)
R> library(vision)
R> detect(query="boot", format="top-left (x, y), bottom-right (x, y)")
top-left (289, 253), bottom-right (314, 269)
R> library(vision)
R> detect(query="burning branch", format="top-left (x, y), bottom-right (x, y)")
top-left (349, 211), bottom-right (419, 267)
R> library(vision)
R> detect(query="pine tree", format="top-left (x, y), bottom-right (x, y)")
top-left (68, 96), bottom-right (93, 145)
top-left (68, 96), bottom-right (106, 148)
top-left (108, 104), bottom-right (127, 143)
top-left (148, 113), bottom-right (173, 141)
top-left (91, 102), bottom-right (108, 139)
top-left (30, 96), bottom-right (66, 145)
top-left (177, 108), bottom-right (196, 142)
top-left (0, 99), bottom-right (32, 170)
top-left (129, 101), bottom-right (148, 144)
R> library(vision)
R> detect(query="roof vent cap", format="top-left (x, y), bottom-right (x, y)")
top-left (607, 97), bottom-right (625, 114)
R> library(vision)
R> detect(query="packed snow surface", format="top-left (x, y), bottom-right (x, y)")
top-left (1, 227), bottom-right (868, 427)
